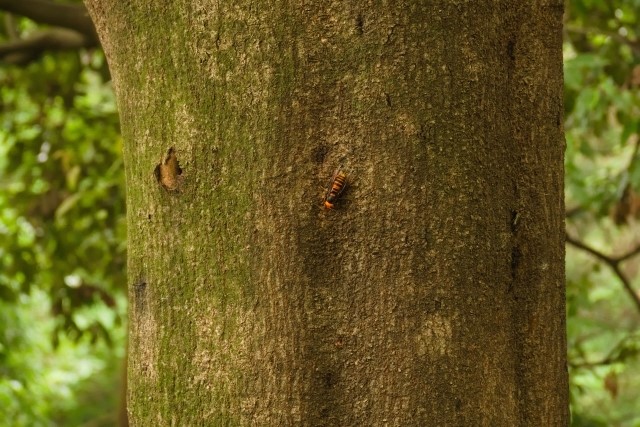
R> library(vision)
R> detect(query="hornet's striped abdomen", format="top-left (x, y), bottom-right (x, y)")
top-left (323, 169), bottom-right (348, 209)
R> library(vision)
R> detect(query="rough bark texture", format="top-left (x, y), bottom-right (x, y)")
top-left (85, 0), bottom-right (568, 425)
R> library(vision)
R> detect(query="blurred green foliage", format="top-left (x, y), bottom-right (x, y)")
top-left (2, 0), bottom-right (640, 426)
top-left (565, 1), bottom-right (640, 426)
top-left (0, 16), bottom-right (126, 427)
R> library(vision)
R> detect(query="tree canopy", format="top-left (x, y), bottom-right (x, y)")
top-left (564, 1), bottom-right (640, 425)
top-left (0, 2), bottom-right (125, 425)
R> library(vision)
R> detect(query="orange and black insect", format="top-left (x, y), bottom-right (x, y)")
top-left (323, 168), bottom-right (348, 209)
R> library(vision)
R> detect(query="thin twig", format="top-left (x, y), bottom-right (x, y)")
top-left (616, 244), bottom-right (640, 263)
top-left (569, 334), bottom-right (639, 369)
top-left (566, 25), bottom-right (640, 55)
top-left (566, 233), bottom-right (640, 313)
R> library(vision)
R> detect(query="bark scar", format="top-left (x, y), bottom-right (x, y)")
top-left (355, 13), bottom-right (364, 35)
top-left (154, 147), bottom-right (183, 191)
top-left (509, 209), bottom-right (521, 292)
top-left (133, 280), bottom-right (147, 314)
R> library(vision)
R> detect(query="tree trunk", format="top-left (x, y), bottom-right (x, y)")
top-left (85, 1), bottom-right (568, 425)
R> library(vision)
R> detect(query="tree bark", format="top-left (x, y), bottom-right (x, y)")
top-left (85, 0), bottom-right (568, 425)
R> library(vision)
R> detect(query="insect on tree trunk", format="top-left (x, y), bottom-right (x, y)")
top-left (85, 0), bottom-right (568, 425)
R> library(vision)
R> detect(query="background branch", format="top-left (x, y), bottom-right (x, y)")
top-left (0, 0), bottom-right (97, 40)
top-left (0, 0), bottom-right (99, 64)
top-left (569, 334), bottom-right (639, 368)
top-left (566, 233), bottom-right (640, 313)
top-left (0, 28), bottom-right (90, 64)
top-left (566, 24), bottom-right (640, 56)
